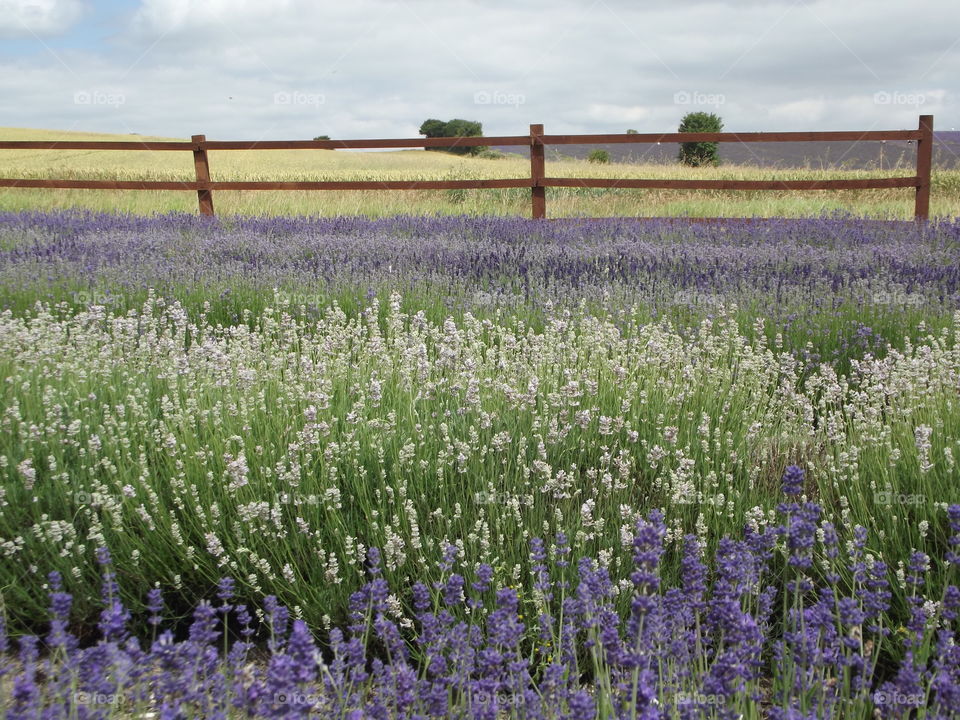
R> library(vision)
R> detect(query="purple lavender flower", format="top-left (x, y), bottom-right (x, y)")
top-left (217, 576), bottom-right (235, 603)
top-left (10, 635), bottom-right (41, 714)
top-left (554, 531), bottom-right (570, 569)
top-left (473, 563), bottom-right (494, 595)
top-left (146, 586), bottom-right (164, 624)
top-left (46, 571), bottom-right (76, 652)
top-left (439, 542), bottom-right (459, 573)
top-left (905, 551), bottom-right (929, 588)
top-left (443, 574), bottom-right (465, 607)
top-left (567, 689), bottom-right (595, 720)
top-left (785, 502), bottom-right (821, 572)
top-left (781, 465), bottom-right (804, 496)
top-left (530, 538), bottom-right (551, 600)
top-left (263, 595), bottom-right (290, 653)
top-left (946, 504), bottom-right (960, 566)
top-left (411, 581), bottom-right (432, 614)
top-left (365, 547), bottom-right (383, 576)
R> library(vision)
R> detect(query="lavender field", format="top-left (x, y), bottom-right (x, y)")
top-left (1, 211), bottom-right (960, 718)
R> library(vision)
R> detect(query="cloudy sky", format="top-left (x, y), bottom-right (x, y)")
top-left (1, 0), bottom-right (958, 140)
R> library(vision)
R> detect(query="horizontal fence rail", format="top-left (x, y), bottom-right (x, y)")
top-left (0, 115), bottom-right (934, 220)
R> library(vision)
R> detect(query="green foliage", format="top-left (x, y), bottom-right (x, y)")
top-left (588, 149), bottom-right (610, 164)
top-left (418, 119), bottom-right (447, 139)
top-left (475, 148), bottom-right (508, 159)
top-left (443, 119), bottom-right (482, 138)
top-left (313, 135), bottom-right (331, 141)
top-left (419, 118), bottom-right (487, 156)
top-left (626, 129), bottom-right (639, 134)
top-left (678, 112), bottom-right (723, 167)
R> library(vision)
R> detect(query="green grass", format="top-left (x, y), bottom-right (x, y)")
top-left (1, 126), bottom-right (957, 218)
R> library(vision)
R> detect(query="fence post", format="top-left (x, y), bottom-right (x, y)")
top-left (192, 134), bottom-right (214, 216)
top-left (530, 124), bottom-right (546, 219)
top-left (914, 115), bottom-right (933, 221)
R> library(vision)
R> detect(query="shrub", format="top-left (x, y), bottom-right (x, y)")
top-left (678, 111), bottom-right (723, 166)
top-left (475, 148), bottom-right (508, 159)
top-left (588, 149), bottom-right (610, 164)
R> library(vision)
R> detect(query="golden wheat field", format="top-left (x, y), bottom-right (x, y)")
top-left (1, 126), bottom-right (958, 217)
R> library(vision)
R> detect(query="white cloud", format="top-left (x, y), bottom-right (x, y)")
top-left (0, 0), bottom-right (957, 139)
top-left (766, 98), bottom-right (828, 125)
top-left (131, 0), bottom-right (296, 35)
top-left (586, 104), bottom-right (651, 124)
top-left (0, 0), bottom-right (84, 37)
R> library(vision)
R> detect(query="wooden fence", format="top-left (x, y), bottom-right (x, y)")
top-left (0, 115), bottom-right (934, 220)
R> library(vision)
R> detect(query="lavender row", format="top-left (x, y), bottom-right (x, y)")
top-left (1, 211), bottom-right (957, 318)
top-left (2, 472), bottom-right (959, 719)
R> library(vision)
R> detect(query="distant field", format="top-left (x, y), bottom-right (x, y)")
top-left (497, 130), bottom-right (960, 170)
top-left (1, 126), bottom-right (958, 218)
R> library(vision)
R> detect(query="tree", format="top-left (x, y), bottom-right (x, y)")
top-left (313, 135), bottom-right (330, 141)
top-left (625, 129), bottom-right (639, 134)
top-left (443, 118), bottom-right (482, 139)
top-left (418, 119), bottom-right (447, 139)
top-left (418, 118), bottom-right (487, 156)
top-left (677, 112), bottom-right (723, 166)
top-left (588, 149), bottom-right (610, 164)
